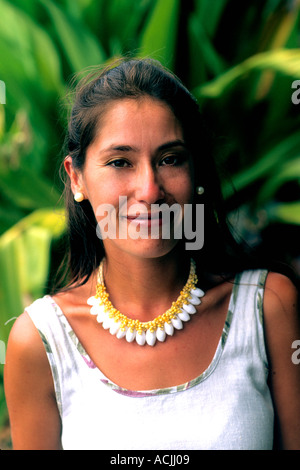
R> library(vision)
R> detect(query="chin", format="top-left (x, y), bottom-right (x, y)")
top-left (103, 238), bottom-right (180, 261)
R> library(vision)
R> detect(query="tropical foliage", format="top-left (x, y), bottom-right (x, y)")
top-left (1, 0), bottom-right (300, 439)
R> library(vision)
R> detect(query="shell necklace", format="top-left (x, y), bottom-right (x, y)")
top-left (87, 258), bottom-right (205, 346)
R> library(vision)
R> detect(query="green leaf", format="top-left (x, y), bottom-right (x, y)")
top-left (0, 209), bottom-right (65, 342)
top-left (222, 132), bottom-right (300, 198)
top-left (189, 13), bottom-right (226, 78)
top-left (0, 0), bottom-right (65, 171)
top-left (0, 0), bottom-right (64, 94)
top-left (195, 49), bottom-right (300, 100)
top-left (266, 201), bottom-right (300, 225)
top-left (139, 0), bottom-right (180, 69)
top-left (257, 157), bottom-right (300, 204)
top-left (0, 166), bottom-right (61, 211)
top-left (39, 0), bottom-right (106, 73)
top-left (195, 0), bottom-right (228, 37)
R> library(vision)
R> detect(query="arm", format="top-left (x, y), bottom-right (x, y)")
top-left (4, 312), bottom-right (62, 450)
top-left (263, 272), bottom-right (300, 450)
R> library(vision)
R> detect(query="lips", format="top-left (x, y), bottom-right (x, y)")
top-left (126, 213), bottom-right (163, 228)
top-left (126, 213), bottom-right (161, 220)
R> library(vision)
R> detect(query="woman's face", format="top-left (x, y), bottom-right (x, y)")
top-left (66, 97), bottom-right (194, 261)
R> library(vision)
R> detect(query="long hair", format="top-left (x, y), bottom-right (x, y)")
top-left (54, 57), bottom-right (297, 291)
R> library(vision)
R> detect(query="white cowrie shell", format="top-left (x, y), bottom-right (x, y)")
top-left (182, 303), bottom-right (197, 314)
top-left (171, 317), bottom-right (183, 330)
top-left (109, 321), bottom-right (121, 336)
top-left (136, 331), bottom-right (146, 346)
top-left (126, 328), bottom-right (136, 343)
top-left (156, 328), bottom-right (166, 342)
top-left (191, 287), bottom-right (205, 297)
top-left (102, 317), bottom-right (114, 330)
top-left (87, 296), bottom-right (97, 306)
top-left (146, 329), bottom-right (156, 346)
top-left (90, 305), bottom-right (101, 315)
top-left (189, 294), bottom-right (201, 305)
top-left (178, 310), bottom-right (190, 322)
top-left (116, 328), bottom-right (127, 339)
top-left (164, 322), bottom-right (174, 336)
top-left (96, 312), bottom-right (105, 324)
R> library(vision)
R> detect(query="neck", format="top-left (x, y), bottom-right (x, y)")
top-left (100, 252), bottom-right (190, 321)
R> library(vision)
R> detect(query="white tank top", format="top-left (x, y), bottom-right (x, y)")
top-left (26, 269), bottom-right (274, 450)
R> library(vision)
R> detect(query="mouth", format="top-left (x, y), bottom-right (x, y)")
top-left (125, 212), bottom-right (163, 226)
top-left (126, 212), bottom-right (161, 220)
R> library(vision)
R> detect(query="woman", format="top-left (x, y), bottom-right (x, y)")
top-left (4, 58), bottom-right (300, 450)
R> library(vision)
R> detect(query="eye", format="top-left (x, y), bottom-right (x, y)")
top-left (160, 153), bottom-right (186, 166)
top-left (106, 159), bottom-right (131, 168)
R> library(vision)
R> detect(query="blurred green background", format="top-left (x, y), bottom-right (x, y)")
top-left (1, 0), bottom-right (300, 448)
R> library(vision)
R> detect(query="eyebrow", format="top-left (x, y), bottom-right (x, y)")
top-left (157, 139), bottom-right (187, 151)
top-left (101, 139), bottom-right (187, 155)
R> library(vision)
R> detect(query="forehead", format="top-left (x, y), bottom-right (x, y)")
top-left (92, 97), bottom-right (183, 147)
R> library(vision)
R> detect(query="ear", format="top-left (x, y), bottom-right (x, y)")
top-left (64, 156), bottom-right (84, 195)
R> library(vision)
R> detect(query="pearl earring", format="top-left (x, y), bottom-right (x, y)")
top-left (196, 186), bottom-right (204, 195)
top-left (74, 192), bottom-right (85, 202)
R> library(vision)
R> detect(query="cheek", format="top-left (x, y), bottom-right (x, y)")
top-left (173, 172), bottom-right (194, 204)
top-left (83, 172), bottom-right (124, 208)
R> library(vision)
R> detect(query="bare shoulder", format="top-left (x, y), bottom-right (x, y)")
top-left (6, 311), bottom-right (47, 363)
top-left (263, 271), bottom-right (300, 357)
top-left (263, 272), bottom-right (300, 449)
top-left (5, 310), bottom-right (53, 396)
top-left (5, 311), bottom-right (51, 398)
top-left (263, 271), bottom-right (299, 327)
top-left (4, 311), bottom-right (62, 449)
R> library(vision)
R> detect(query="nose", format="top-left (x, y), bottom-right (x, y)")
top-left (134, 163), bottom-right (165, 205)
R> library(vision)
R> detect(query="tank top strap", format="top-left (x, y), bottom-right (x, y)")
top-left (226, 269), bottom-right (269, 373)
